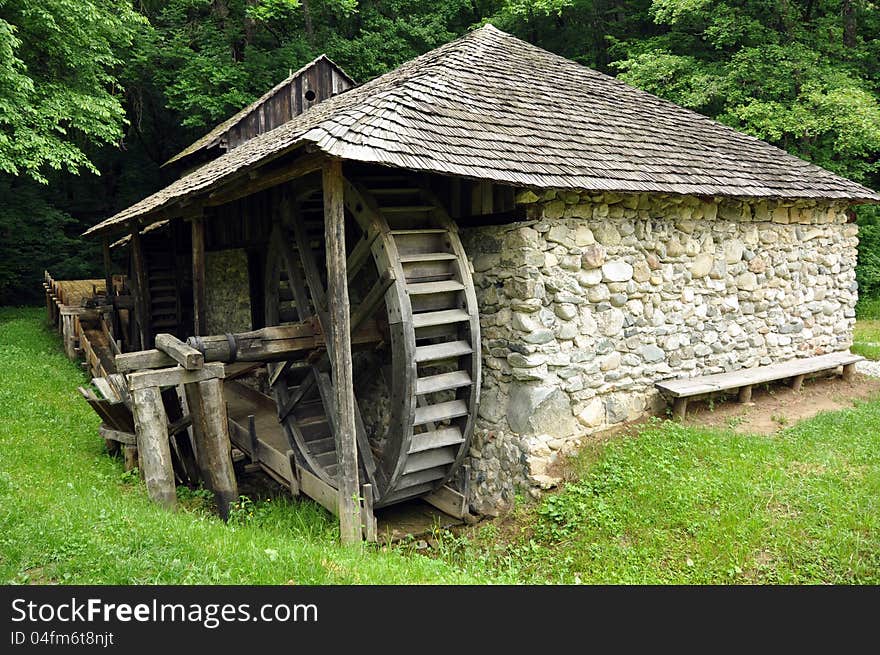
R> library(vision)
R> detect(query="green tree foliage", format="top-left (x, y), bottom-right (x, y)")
top-left (0, 0), bottom-right (878, 304)
top-left (0, 0), bottom-right (145, 182)
top-left (610, 0), bottom-right (880, 187)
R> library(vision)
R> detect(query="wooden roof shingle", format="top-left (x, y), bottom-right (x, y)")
top-left (85, 24), bottom-right (879, 236)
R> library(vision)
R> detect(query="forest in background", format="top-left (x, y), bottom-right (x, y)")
top-left (1, 0), bottom-right (878, 305)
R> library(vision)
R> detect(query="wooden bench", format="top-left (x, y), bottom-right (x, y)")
top-left (655, 351), bottom-right (864, 420)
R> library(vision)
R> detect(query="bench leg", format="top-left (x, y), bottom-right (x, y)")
top-left (737, 385), bottom-right (753, 404)
top-left (672, 397), bottom-right (688, 422)
top-left (790, 374), bottom-right (805, 392)
top-left (842, 363), bottom-right (856, 382)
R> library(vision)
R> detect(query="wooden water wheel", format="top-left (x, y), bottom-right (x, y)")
top-left (263, 172), bottom-right (480, 508)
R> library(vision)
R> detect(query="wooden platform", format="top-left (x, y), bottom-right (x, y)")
top-left (656, 351), bottom-right (863, 419)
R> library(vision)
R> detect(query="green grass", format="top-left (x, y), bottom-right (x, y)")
top-left (852, 319), bottom-right (880, 360)
top-left (2, 306), bottom-right (879, 585)
top-left (0, 307), bottom-right (485, 584)
top-left (435, 412), bottom-right (880, 584)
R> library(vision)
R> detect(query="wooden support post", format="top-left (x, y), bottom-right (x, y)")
top-left (672, 397), bottom-right (688, 422)
top-left (123, 445), bottom-right (139, 472)
top-left (102, 237), bottom-right (114, 302)
top-left (191, 214), bottom-right (207, 336)
top-left (323, 158), bottom-right (361, 544)
top-left (842, 362), bottom-right (856, 382)
top-left (738, 385), bottom-right (753, 404)
top-left (362, 484), bottom-right (377, 543)
top-left (184, 378), bottom-right (238, 520)
top-left (790, 374), bottom-right (805, 392)
top-left (130, 225), bottom-right (151, 350)
top-left (130, 385), bottom-right (177, 509)
top-left (248, 414), bottom-right (258, 462)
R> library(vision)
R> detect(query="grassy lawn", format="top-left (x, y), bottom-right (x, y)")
top-left (0, 307), bottom-right (483, 584)
top-left (853, 298), bottom-right (880, 360)
top-left (1, 306), bottom-right (879, 584)
top-left (437, 412), bottom-right (880, 583)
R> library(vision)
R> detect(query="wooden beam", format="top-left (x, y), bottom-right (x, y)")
top-left (102, 237), bottom-right (114, 301)
top-left (184, 378), bottom-right (238, 520)
top-left (130, 225), bottom-right (151, 350)
top-left (323, 157), bottom-right (361, 544)
top-left (424, 484), bottom-right (469, 519)
top-left (204, 152), bottom-right (324, 209)
top-left (127, 362), bottom-right (225, 391)
top-left (191, 214), bottom-right (207, 336)
top-left (350, 270), bottom-right (395, 335)
top-left (362, 484), bottom-right (377, 542)
top-left (98, 425), bottom-right (137, 446)
top-left (123, 445), bottom-right (139, 472)
top-left (298, 466), bottom-right (338, 516)
top-left (186, 321), bottom-right (382, 364)
top-left (116, 349), bottom-right (177, 372)
top-left (155, 333), bottom-right (204, 370)
top-left (130, 385), bottom-right (177, 508)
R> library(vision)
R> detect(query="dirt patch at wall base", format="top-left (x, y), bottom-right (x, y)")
top-left (683, 373), bottom-right (880, 435)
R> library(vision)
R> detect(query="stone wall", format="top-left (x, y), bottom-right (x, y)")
top-left (459, 191), bottom-right (858, 514)
top-left (205, 249), bottom-right (252, 335)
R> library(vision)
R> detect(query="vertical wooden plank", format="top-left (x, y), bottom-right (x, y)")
top-left (480, 180), bottom-right (493, 214)
top-left (323, 158), bottom-right (361, 545)
top-left (123, 445), bottom-right (139, 472)
top-left (184, 378), bottom-right (239, 520)
top-left (191, 214), bottom-right (207, 336)
top-left (131, 385), bottom-right (177, 509)
top-left (362, 483), bottom-right (377, 542)
top-left (130, 225), bottom-right (151, 350)
top-left (102, 237), bottom-right (114, 304)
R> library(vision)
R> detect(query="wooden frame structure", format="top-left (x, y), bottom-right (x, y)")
top-left (74, 151), bottom-right (479, 543)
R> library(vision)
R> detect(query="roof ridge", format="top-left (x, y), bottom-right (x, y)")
top-left (85, 23), bottom-right (879, 236)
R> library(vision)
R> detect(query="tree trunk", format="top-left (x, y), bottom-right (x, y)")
top-left (842, 0), bottom-right (857, 48)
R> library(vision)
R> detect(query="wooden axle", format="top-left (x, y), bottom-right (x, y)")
top-left (185, 320), bottom-right (384, 364)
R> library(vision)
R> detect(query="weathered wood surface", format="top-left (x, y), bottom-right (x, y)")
top-left (130, 385), bottom-right (177, 508)
top-left (123, 445), bottom-right (139, 472)
top-left (99, 425), bottom-right (137, 445)
top-left (324, 159), bottom-right (361, 544)
top-left (184, 378), bottom-right (238, 519)
top-left (127, 362), bottom-right (225, 391)
top-left (155, 333), bottom-right (204, 370)
top-left (656, 352), bottom-right (864, 397)
top-left (191, 215), bottom-right (207, 336)
top-left (130, 226), bottom-right (151, 350)
top-left (186, 321), bottom-right (382, 364)
top-left (424, 484), bottom-right (469, 519)
top-left (299, 466), bottom-right (338, 516)
top-left (361, 484), bottom-right (377, 542)
top-left (224, 381), bottom-right (298, 494)
top-left (116, 349), bottom-right (176, 372)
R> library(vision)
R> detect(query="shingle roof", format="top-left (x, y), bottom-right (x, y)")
top-left (163, 54), bottom-right (354, 167)
top-left (85, 24), bottom-right (879, 236)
